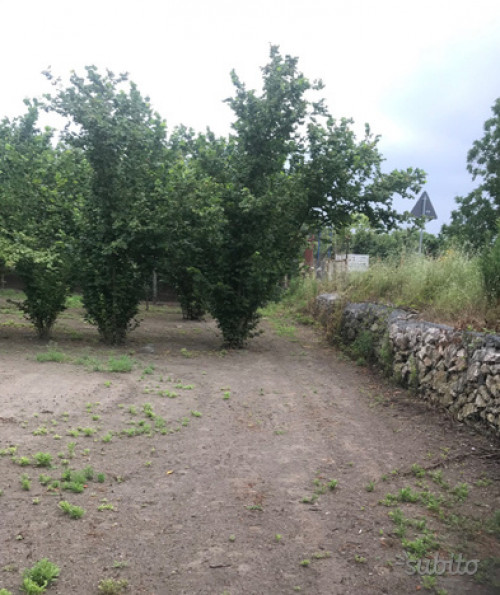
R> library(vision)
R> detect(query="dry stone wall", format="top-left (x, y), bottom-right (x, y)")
top-left (315, 294), bottom-right (500, 436)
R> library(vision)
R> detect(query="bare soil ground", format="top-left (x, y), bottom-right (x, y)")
top-left (0, 298), bottom-right (499, 595)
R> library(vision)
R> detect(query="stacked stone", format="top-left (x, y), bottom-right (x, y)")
top-left (316, 294), bottom-right (500, 436)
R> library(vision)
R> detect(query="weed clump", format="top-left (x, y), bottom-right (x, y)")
top-left (21, 558), bottom-right (60, 593)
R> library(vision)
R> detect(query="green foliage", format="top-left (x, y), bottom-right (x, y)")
top-left (36, 349), bottom-right (66, 363)
top-left (345, 216), bottom-right (442, 258)
top-left (58, 500), bottom-right (85, 519)
top-left (21, 558), bottom-right (60, 593)
top-left (442, 97), bottom-right (500, 250)
top-left (107, 355), bottom-right (134, 373)
top-left (172, 46), bottom-right (423, 347)
top-left (0, 106), bottom-right (87, 339)
top-left (45, 67), bottom-right (167, 344)
top-left (350, 330), bottom-right (375, 362)
top-left (14, 255), bottom-right (71, 340)
top-left (20, 474), bottom-right (31, 491)
top-left (1, 50), bottom-right (423, 348)
top-left (97, 578), bottom-right (129, 594)
top-left (480, 222), bottom-right (500, 305)
top-left (33, 452), bottom-right (53, 467)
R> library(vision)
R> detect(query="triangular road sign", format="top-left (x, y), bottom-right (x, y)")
top-left (411, 191), bottom-right (437, 220)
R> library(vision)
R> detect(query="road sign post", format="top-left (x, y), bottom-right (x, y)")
top-left (411, 191), bottom-right (437, 254)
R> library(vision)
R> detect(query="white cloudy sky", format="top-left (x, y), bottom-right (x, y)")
top-left (2, 0), bottom-right (500, 233)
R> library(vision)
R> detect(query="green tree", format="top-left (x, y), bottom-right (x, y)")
top-left (194, 46), bottom-right (424, 347)
top-left (154, 156), bottom-right (224, 320)
top-left (341, 215), bottom-right (442, 258)
top-left (442, 97), bottom-right (500, 250)
top-left (0, 104), bottom-right (88, 339)
top-left (45, 67), bottom-right (167, 344)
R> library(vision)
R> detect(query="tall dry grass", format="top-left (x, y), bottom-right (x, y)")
top-left (288, 250), bottom-right (493, 330)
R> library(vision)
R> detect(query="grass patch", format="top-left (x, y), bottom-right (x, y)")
top-left (107, 355), bottom-right (134, 373)
top-left (97, 578), bottom-right (129, 594)
top-left (36, 350), bottom-right (67, 363)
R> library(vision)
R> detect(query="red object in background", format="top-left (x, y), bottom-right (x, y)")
top-left (304, 248), bottom-right (314, 266)
top-left (304, 235), bottom-right (315, 267)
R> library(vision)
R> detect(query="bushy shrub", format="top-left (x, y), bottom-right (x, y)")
top-left (480, 224), bottom-right (500, 305)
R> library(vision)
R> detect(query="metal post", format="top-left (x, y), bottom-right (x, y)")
top-left (418, 192), bottom-right (427, 254)
top-left (316, 230), bottom-right (321, 268)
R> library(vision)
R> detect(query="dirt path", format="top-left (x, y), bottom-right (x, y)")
top-left (0, 303), bottom-right (499, 594)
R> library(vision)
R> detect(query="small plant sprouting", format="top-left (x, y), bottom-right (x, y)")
top-left (34, 452), bottom-right (53, 467)
top-left (112, 560), bottom-right (129, 569)
top-left (67, 442), bottom-right (76, 458)
top-left (451, 483), bottom-right (469, 502)
top-left (81, 427), bottom-right (97, 437)
top-left (421, 575), bottom-right (437, 590)
top-left (354, 555), bottom-right (367, 563)
top-left (300, 559), bottom-right (310, 567)
top-left (365, 481), bottom-right (375, 492)
top-left (143, 403), bottom-right (154, 418)
top-left (20, 474), bottom-right (31, 491)
top-left (97, 473), bottom-right (106, 483)
top-left (98, 503), bottom-right (115, 511)
top-left (97, 578), bottom-right (129, 594)
top-left (102, 433), bottom-right (113, 443)
top-left (59, 500), bottom-right (85, 519)
top-left (411, 464), bottom-right (426, 478)
top-left (398, 487), bottom-right (420, 503)
top-left (32, 426), bottom-right (48, 436)
top-left (21, 558), bottom-right (60, 593)
top-left (428, 469), bottom-right (449, 490)
top-left (275, 534), bottom-right (283, 542)
top-left (327, 479), bottom-right (338, 490)
top-left (83, 466), bottom-right (94, 480)
top-left (312, 551), bottom-right (331, 560)
top-left (107, 355), bottom-right (134, 373)
top-left (223, 391), bottom-right (231, 400)
top-left (474, 477), bottom-right (493, 488)
top-left (246, 504), bottom-right (263, 511)
top-left (191, 410), bottom-right (202, 418)
top-left (14, 456), bottom-right (31, 467)
top-left (229, 534), bottom-right (236, 542)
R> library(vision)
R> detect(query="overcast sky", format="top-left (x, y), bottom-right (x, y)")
top-left (2, 0), bottom-right (500, 233)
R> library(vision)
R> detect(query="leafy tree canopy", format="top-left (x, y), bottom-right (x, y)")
top-left (441, 97), bottom-right (500, 250)
top-left (43, 67), bottom-right (168, 344)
